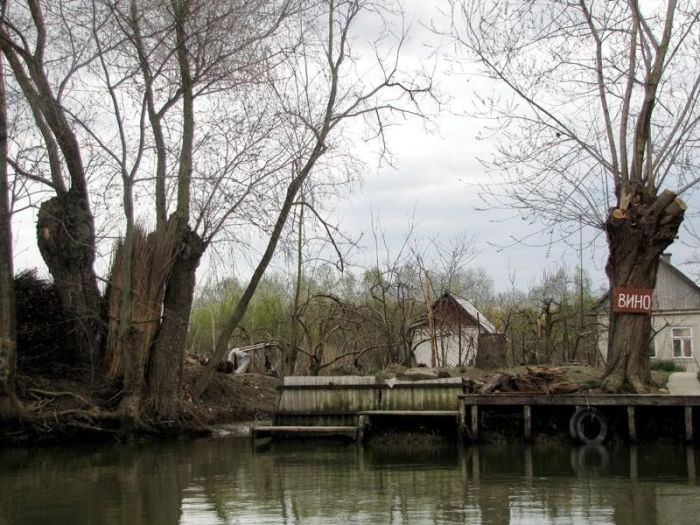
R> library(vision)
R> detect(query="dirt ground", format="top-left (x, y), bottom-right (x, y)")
top-left (4, 362), bottom-right (672, 446)
top-left (184, 367), bottom-right (281, 424)
top-left (2, 364), bottom-right (280, 445)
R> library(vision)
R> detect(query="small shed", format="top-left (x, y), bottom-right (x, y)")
top-left (595, 254), bottom-right (700, 372)
top-left (413, 292), bottom-right (497, 368)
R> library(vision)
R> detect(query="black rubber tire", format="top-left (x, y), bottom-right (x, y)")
top-left (569, 407), bottom-right (609, 445)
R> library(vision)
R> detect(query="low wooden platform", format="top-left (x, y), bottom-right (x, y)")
top-left (460, 393), bottom-right (700, 406)
top-left (460, 393), bottom-right (700, 442)
top-left (253, 376), bottom-right (700, 445)
top-left (253, 425), bottom-right (358, 442)
top-left (356, 410), bottom-right (459, 417)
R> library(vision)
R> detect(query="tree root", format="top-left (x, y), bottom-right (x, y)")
top-left (27, 388), bottom-right (93, 407)
top-left (601, 366), bottom-right (653, 394)
top-left (601, 369), bottom-right (624, 393)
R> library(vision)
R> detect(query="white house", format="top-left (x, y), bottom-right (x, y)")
top-left (413, 292), bottom-right (498, 368)
top-left (596, 254), bottom-right (700, 373)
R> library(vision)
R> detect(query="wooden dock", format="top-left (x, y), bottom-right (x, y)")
top-left (252, 376), bottom-right (700, 445)
top-left (253, 375), bottom-right (466, 444)
top-left (461, 393), bottom-right (700, 443)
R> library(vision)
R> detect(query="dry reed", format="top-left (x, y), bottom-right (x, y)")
top-left (105, 223), bottom-right (178, 379)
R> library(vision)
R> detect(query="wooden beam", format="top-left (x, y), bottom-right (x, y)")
top-left (356, 410), bottom-right (459, 417)
top-left (252, 426), bottom-right (358, 441)
top-left (627, 406), bottom-right (637, 442)
top-left (282, 381), bottom-right (463, 390)
top-left (686, 406), bottom-right (693, 442)
top-left (460, 394), bottom-right (700, 407)
top-left (523, 405), bottom-right (532, 441)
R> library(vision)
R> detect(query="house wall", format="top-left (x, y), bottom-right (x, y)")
top-left (650, 311), bottom-right (700, 373)
top-left (597, 311), bottom-right (700, 373)
top-left (653, 262), bottom-right (700, 310)
top-left (413, 326), bottom-right (479, 368)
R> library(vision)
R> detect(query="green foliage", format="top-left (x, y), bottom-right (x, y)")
top-left (650, 360), bottom-right (685, 372)
top-left (187, 262), bottom-right (603, 371)
top-left (188, 275), bottom-right (294, 357)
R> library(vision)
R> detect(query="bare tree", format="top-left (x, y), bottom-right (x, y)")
top-left (193, 0), bottom-right (433, 396)
top-left (0, 42), bottom-right (17, 415)
top-left (444, 0), bottom-right (700, 391)
top-left (0, 0), bottom-right (105, 370)
top-left (87, 0), bottom-right (302, 418)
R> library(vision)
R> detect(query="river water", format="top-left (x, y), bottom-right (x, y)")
top-left (1, 436), bottom-right (700, 524)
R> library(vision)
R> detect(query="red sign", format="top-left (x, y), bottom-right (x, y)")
top-left (612, 287), bottom-right (653, 314)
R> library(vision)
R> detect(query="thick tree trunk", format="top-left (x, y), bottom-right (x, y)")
top-left (148, 223), bottom-right (205, 420)
top-left (36, 191), bottom-right (103, 371)
top-left (603, 188), bottom-right (685, 392)
top-left (0, 51), bottom-right (18, 417)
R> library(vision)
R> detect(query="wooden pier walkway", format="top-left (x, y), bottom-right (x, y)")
top-left (252, 375), bottom-right (466, 444)
top-left (252, 376), bottom-right (700, 445)
top-left (461, 393), bottom-right (700, 443)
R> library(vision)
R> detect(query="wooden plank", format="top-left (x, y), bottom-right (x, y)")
top-left (283, 376), bottom-right (377, 386)
top-left (252, 426), bottom-right (358, 440)
top-left (523, 405), bottom-right (532, 441)
top-left (627, 406), bottom-right (637, 442)
top-left (357, 410), bottom-right (459, 416)
top-left (686, 406), bottom-right (694, 442)
top-left (282, 381), bottom-right (464, 391)
top-left (254, 425), bottom-right (358, 432)
top-left (460, 394), bottom-right (700, 407)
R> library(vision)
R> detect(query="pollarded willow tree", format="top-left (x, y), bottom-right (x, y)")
top-left (1, 0), bottom-right (431, 423)
top-left (0, 0), bottom-right (300, 422)
top-left (445, 0), bottom-right (700, 392)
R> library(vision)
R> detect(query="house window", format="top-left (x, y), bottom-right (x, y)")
top-left (672, 328), bottom-right (693, 358)
top-left (649, 336), bottom-right (657, 359)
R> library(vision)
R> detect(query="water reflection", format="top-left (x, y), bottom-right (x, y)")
top-left (1, 439), bottom-right (700, 524)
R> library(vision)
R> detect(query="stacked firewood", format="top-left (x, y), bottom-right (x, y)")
top-left (480, 367), bottom-right (580, 394)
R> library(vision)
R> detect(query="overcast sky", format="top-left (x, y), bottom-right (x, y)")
top-left (327, 0), bottom-right (700, 294)
top-left (10, 0), bottom-right (700, 295)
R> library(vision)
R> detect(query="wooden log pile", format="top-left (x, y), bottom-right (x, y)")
top-left (480, 367), bottom-right (580, 394)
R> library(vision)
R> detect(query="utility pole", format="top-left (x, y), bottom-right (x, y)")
top-left (424, 271), bottom-right (437, 368)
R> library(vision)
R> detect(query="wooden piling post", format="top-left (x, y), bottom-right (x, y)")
top-left (630, 446), bottom-right (638, 482)
top-left (685, 406), bottom-right (693, 442)
top-left (458, 404), bottom-right (468, 442)
top-left (470, 405), bottom-right (479, 441)
top-left (627, 406), bottom-right (636, 442)
top-left (357, 414), bottom-right (368, 443)
top-left (687, 446), bottom-right (696, 484)
top-left (523, 405), bottom-right (532, 441)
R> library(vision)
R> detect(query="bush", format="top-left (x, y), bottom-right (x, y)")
top-left (15, 270), bottom-right (74, 374)
top-left (650, 359), bottom-right (684, 372)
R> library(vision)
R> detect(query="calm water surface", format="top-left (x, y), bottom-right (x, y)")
top-left (1, 436), bottom-right (700, 524)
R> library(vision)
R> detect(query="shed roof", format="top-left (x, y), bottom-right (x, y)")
top-left (437, 291), bottom-right (498, 334)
